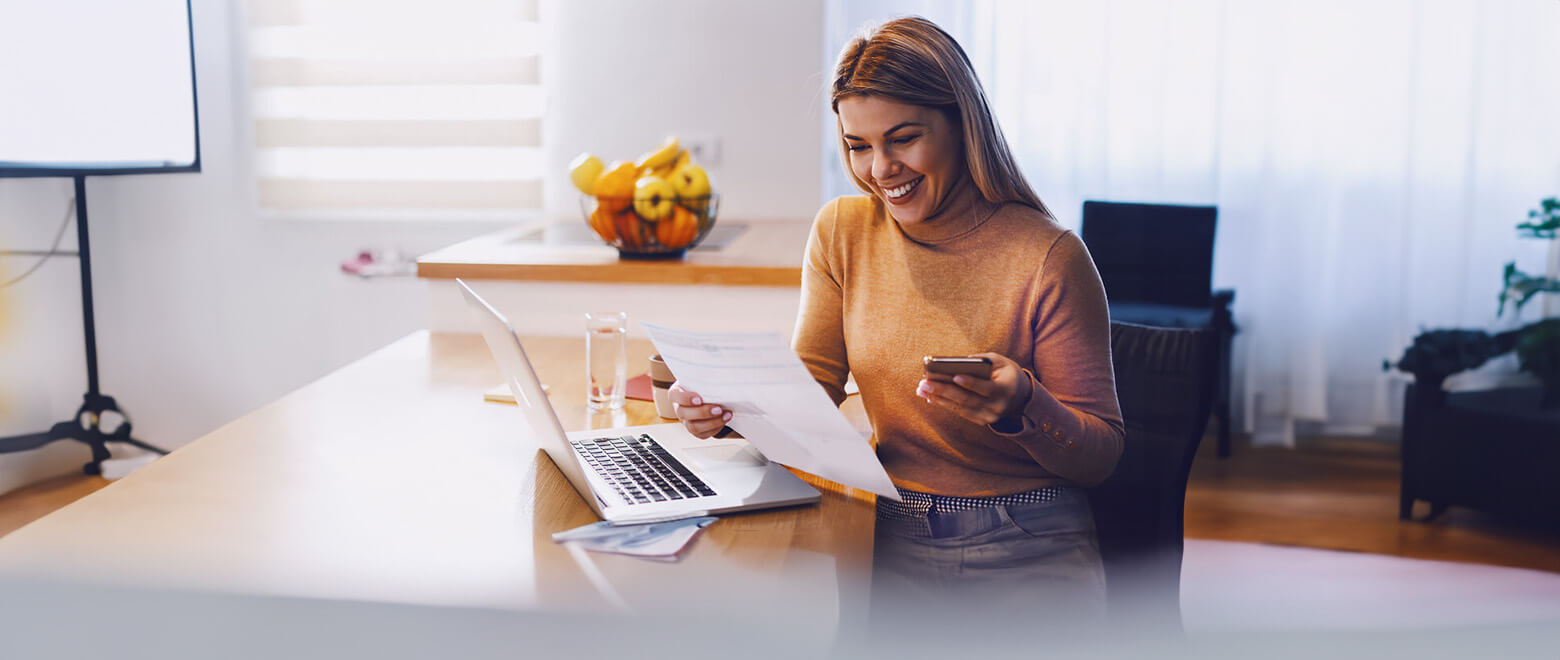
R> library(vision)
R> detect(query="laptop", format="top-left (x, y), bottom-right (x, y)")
top-left (458, 279), bottom-right (821, 523)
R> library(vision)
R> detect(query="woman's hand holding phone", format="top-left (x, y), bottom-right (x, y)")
top-left (917, 353), bottom-right (1033, 426)
top-left (668, 381), bottom-right (732, 438)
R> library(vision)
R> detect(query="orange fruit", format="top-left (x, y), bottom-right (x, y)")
top-left (588, 203), bottom-right (618, 243)
top-left (683, 205), bottom-right (706, 245)
top-left (614, 210), bottom-right (643, 250)
top-left (659, 205), bottom-right (697, 248)
top-left (593, 160), bottom-right (638, 212)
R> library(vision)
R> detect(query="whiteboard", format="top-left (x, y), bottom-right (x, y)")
top-left (0, 0), bottom-right (198, 174)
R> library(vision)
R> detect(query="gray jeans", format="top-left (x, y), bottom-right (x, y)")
top-left (869, 487), bottom-right (1107, 637)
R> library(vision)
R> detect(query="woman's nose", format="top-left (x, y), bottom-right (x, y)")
top-left (871, 153), bottom-right (898, 182)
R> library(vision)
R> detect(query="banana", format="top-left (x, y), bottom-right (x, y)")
top-left (569, 153), bottom-right (604, 195)
top-left (635, 137), bottom-right (681, 172)
top-left (641, 157), bottom-right (680, 181)
top-left (669, 150), bottom-right (691, 174)
top-left (640, 150), bottom-right (688, 181)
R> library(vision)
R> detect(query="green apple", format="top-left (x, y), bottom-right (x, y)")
top-left (633, 175), bottom-right (676, 222)
top-left (669, 162), bottom-right (711, 200)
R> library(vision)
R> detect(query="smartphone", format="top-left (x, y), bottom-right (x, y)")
top-left (923, 356), bottom-right (994, 379)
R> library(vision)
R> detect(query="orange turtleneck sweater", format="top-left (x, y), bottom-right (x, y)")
top-left (792, 180), bottom-right (1124, 495)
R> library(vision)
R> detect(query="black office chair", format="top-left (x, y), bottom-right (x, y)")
top-left (1081, 200), bottom-right (1236, 458)
top-left (1087, 322), bottom-right (1218, 632)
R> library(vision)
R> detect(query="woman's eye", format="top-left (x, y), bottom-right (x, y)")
top-left (893, 135), bottom-right (920, 145)
top-left (846, 144), bottom-right (869, 152)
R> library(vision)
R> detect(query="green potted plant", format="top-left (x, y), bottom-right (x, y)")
top-left (1498, 197), bottom-right (1559, 316)
top-left (1387, 197), bottom-right (1560, 408)
top-left (1499, 197), bottom-right (1560, 407)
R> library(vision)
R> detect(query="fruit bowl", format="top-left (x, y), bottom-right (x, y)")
top-left (571, 136), bottom-right (718, 258)
top-left (580, 193), bottom-right (718, 258)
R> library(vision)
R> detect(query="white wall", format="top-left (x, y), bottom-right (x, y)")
top-left (0, 0), bottom-right (827, 494)
top-left (542, 0), bottom-right (826, 221)
top-left (0, 182), bottom-right (96, 492)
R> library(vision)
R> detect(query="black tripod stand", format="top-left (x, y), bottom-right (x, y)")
top-left (0, 176), bottom-right (167, 474)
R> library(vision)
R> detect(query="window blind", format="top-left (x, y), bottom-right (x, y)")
top-left (248, 0), bottom-right (542, 217)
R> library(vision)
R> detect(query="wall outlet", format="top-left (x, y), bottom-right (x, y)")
top-left (681, 134), bottom-right (721, 167)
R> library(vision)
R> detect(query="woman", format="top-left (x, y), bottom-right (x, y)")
top-left (670, 16), bottom-right (1124, 628)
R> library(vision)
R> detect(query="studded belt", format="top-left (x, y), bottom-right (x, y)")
top-left (876, 485), bottom-right (1070, 524)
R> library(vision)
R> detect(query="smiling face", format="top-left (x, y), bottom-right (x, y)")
top-left (837, 95), bottom-right (966, 225)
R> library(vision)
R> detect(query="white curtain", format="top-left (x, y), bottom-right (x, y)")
top-left (824, 0), bottom-right (1560, 446)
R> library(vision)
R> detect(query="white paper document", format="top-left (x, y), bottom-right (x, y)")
top-left (642, 324), bottom-right (901, 500)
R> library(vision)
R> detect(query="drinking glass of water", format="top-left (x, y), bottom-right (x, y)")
top-left (585, 312), bottom-right (628, 410)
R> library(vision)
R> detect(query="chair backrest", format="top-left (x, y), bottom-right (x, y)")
top-left (1087, 321), bottom-right (1218, 629)
top-left (1081, 201), bottom-right (1217, 308)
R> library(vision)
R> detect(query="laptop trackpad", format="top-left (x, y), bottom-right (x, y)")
top-left (683, 443), bottom-right (766, 470)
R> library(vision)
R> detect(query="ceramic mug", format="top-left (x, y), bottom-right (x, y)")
top-left (649, 354), bottom-right (677, 419)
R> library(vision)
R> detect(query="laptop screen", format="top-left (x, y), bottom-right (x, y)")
top-left (457, 280), bottom-right (586, 487)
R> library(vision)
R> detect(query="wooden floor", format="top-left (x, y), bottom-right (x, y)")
top-left (5, 435), bottom-right (1560, 574)
top-left (1185, 434), bottom-right (1560, 574)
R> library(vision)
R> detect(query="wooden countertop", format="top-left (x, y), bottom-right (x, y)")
top-left (417, 220), bottom-right (811, 287)
top-left (0, 332), bottom-right (875, 628)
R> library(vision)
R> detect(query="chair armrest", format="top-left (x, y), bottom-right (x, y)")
top-left (1209, 289), bottom-right (1236, 334)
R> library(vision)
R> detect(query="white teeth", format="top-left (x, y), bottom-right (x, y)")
top-left (885, 177), bottom-right (921, 199)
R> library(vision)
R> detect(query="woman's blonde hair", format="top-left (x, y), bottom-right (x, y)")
top-left (831, 16), bottom-right (1050, 217)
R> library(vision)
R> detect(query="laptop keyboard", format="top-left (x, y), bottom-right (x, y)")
top-left (570, 434), bottom-right (718, 505)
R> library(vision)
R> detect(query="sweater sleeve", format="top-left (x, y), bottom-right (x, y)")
top-left (991, 231), bottom-right (1124, 486)
top-left (791, 198), bottom-right (850, 406)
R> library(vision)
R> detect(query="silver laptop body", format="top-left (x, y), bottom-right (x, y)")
top-left (459, 279), bottom-right (820, 523)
